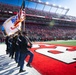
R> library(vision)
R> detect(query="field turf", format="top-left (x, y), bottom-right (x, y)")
top-left (45, 40), bottom-right (76, 46)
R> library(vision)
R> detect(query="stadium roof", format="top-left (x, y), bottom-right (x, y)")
top-left (25, 0), bottom-right (69, 15)
top-left (0, 0), bottom-right (70, 16)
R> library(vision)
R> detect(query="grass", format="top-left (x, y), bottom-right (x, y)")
top-left (45, 40), bottom-right (76, 46)
top-left (1, 40), bottom-right (76, 46)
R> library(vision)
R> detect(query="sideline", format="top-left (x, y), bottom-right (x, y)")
top-left (0, 44), bottom-right (41, 75)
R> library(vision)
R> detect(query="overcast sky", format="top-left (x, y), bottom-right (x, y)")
top-left (0, 0), bottom-right (76, 17)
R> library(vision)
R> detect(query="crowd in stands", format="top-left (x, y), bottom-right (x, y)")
top-left (0, 2), bottom-right (76, 42)
top-left (0, 24), bottom-right (76, 42)
top-left (0, 2), bottom-right (19, 12)
top-left (25, 24), bottom-right (76, 41)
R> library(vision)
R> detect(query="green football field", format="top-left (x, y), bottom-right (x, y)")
top-left (1, 40), bottom-right (76, 46)
top-left (45, 40), bottom-right (76, 46)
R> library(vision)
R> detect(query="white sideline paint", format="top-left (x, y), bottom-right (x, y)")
top-left (0, 44), bottom-right (41, 75)
top-left (35, 44), bottom-right (76, 63)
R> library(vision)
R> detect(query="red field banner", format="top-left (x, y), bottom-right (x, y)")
top-left (26, 43), bottom-right (76, 75)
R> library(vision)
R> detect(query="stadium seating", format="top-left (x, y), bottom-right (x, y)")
top-left (25, 24), bottom-right (76, 41)
top-left (0, 2), bottom-right (76, 20)
top-left (0, 2), bottom-right (76, 42)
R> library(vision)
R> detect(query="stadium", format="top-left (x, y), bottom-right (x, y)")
top-left (0, 0), bottom-right (76, 75)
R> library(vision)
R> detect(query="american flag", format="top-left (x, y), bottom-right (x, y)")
top-left (11, 0), bottom-right (26, 30)
top-left (18, 0), bottom-right (26, 22)
top-left (3, 0), bottom-right (26, 35)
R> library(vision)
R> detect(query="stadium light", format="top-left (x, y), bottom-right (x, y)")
top-left (64, 6), bottom-right (68, 10)
top-left (58, 5), bottom-right (64, 9)
top-left (38, 0), bottom-right (41, 2)
top-left (52, 4), bottom-right (56, 7)
top-left (46, 2), bottom-right (49, 5)
top-left (52, 4), bottom-right (59, 8)
top-left (59, 5), bottom-right (62, 8)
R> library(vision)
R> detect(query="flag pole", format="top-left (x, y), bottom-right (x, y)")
top-left (23, 15), bottom-right (25, 32)
top-left (22, 0), bottom-right (26, 32)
